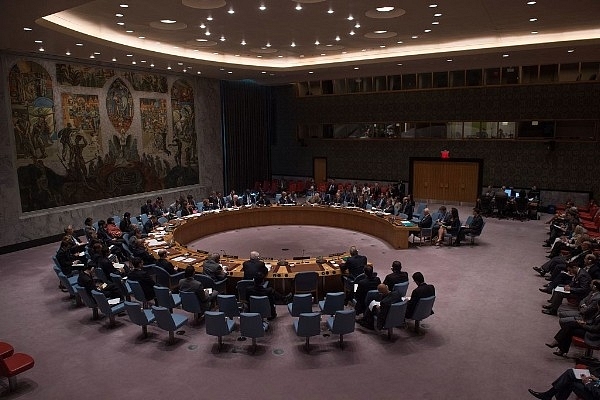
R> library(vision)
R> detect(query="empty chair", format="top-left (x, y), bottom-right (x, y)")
top-left (249, 295), bottom-right (272, 320)
top-left (74, 285), bottom-right (99, 320)
top-left (91, 290), bottom-right (125, 328)
top-left (393, 282), bottom-right (409, 297)
top-left (0, 342), bottom-right (14, 359)
top-left (129, 280), bottom-right (152, 308)
top-left (124, 301), bottom-right (156, 338)
top-left (153, 265), bottom-right (184, 290)
top-left (217, 294), bottom-right (240, 319)
top-left (293, 312), bottom-right (321, 352)
top-left (319, 292), bottom-right (345, 316)
top-left (294, 271), bottom-right (319, 302)
top-left (195, 273), bottom-right (227, 293)
top-left (0, 351), bottom-right (35, 393)
top-left (326, 309), bottom-right (356, 348)
top-left (379, 300), bottom-right (408, 339)
top-left (151, 306), bottom-right (188, 344)
top-left (239, 312), bottom-right (268, 353)
top-left (110, 273), bottom-right (132, 301)
top-left (236, 279), bottom-right (255, 308)
top-left (58, 272), bottom-right (81, 305)
top-left (413, 227), bottom-right (433, 245)
top-left (287, 293), bottom-right (313, 317)
top-left (153, 286), bottom-right (181, 312)
top-left (407, 295), bottom-right (436, 333)
top-left (180, 291), bottom-right (205, 322)
top-left (205, 311), bottom-right (236, 351)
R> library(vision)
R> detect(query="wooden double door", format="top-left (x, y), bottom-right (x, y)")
top-left (411, 159), bottom-right (481, 203)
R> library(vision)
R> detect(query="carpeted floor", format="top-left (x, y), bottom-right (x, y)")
top-left (0, 205), bottom-right (580, 399)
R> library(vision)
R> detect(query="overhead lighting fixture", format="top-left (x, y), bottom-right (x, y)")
top-left (167, 66), bottom-right (172, 70)
top-left (266, 42), bottom-right (271, 47)
top-left (207, 16), bottom-right (213, 21)
top-left (34, 40), bottom-right (43, 43)
top-left (397, 40), bottom-right (403, 44)
top-left (205, 30), bottom-right (211, 36)
top-left (126, 54), bottom-right (133, 57)
top-left (291, 41), bottom-right (296, 47)
top-left (424, 29), bottom-right (431, 33)
top-left (380, 45), bottom-right (386, 48)
top-left (349, 30), bottom-right (355, 35)
top-left (434, 13), bottom-right (442, 17)
top-left (314, 40), bottom-right (320, 45)
top-left (23, 27), bottom-right (32, 31)
top-left (241, 39), bottom-right (246, 45)
top-left (227, 7), bottom-right (234, 14)
top-left (66, 51), bottom-right (71, 55)
top-left (220, 35), bottom-right (226, 41)
top-left (227, 71), bottom-right (232, 74)
top-left (527, 1), bottom-right (536, 4)
top-left (567, 49), bottom-right (575, 53)
top-left (261, 71), bottom-right (266, 74)
top-left (354, 67), bottom-right (359, 70)
top-left (411, 35), bottom-right (419, 39)
top-left (354, 22), bottom-right (361, 28)
top-left (446, 58), bottom-right (453, 62)
top-left (115, 13), bottom-right (123, 17)
top-left (138, 36), bottom-right (145, 39)
top-left (335, 35), bottom-right (341, 41)
top-left (529, 18), bottom-right (538, 22)
top-left (38, 47), bottom-right (44, 52)
top-left (432, 21), bottom-right (440, 25)
top-left (196, 38), bottom-right (207, 42)
top-left (295, 3), bottom-right (302, 10)
top-left (374, 30), bottom-right (387, 34)
top-left (502, 54), bottom-right (509, 57)
top-left (76, 43), bottom-right (83, 46)
top-left (119, 4), bottom-right (129, 7)
top-left (150, 63), bottom-right (154, 67)
top-left (112, 57), bottom-right (117, 61)
top-left (89, 54), bottom-right (95, 58)
top-left (376, 7), bottom-right (395, 12)
top-left (117, 22), bottom-right (125, 26)
top-left (347, 15), bottom-right (354, 20)
top-left (160, 19), bottom-right (177, 24)
top-left (93, 52), bottom-right (100, 55)
top-left (183, 69), bottom-right (186, 72)
top-left (197, 71), bottom-right (201, 74)
top-left (277, 55), bottom-right (283, 58)
top-left (429, 4), bottom-right (438, 8)
top-left (126, 30), bottom-right (133, 33)
top-left (199, 23), bottom-right (206, 28)
top-left (132, 61), bottom-right (137, 65)
top-left (177, 62), bottom-right (183, 65)
top-left (531, 30), bottom-right (538, 34)
top-left (327, 8), bottom-right (334, 14)
top-left (259, 4), bottom-right (266, 11)
top-left (308, 71), bottom-right (314, 74)
top-left (397, 63), bottom-right (403, 66)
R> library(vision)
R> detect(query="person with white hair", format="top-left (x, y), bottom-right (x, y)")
top-left (242, 250), bottom-right (268, 280)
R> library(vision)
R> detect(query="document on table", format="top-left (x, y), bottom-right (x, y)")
top-left (172, 256), bottom-right (187, 262)
top-left (573, 368), bottom-right (590, 379)
top-left (146, 239), bottom-right (162, 247)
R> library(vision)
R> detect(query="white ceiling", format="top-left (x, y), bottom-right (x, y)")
top-left (2, 0), bottom-right (600, 85)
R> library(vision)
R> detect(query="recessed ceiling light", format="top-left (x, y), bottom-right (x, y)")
top-left (178, 62), bottom-right (183, 65)
top-left (295, 3), bottom-right (302, 11)
top-left (76, 43), bottom-right (83, 46)
top-left (397, 63), bottom-right (403, 66)
top-left (327, 8), bottom-right (334, 14)
top-left (347, 15), bottom-right (354, 20)
top-left (160, 19), bottom-right (177, 24)
top-left (115, 13), bottom-right (123, 17)
top-left (257, 55), bottom-right (262, 58)
top-left (183, 69), bottom-right (186, 72)
top-left (220, 35), bottom-right (226, 41)
top-left (119, 4), bottom-right (128, 8)
top-left (376, 7), bottom-right (395, 12)
top-left (374, 30), bottom-right (387, 34)
top-left (314, 40), bottom-right (320, 45)
top-left (567, 49), bottom-right (575, 53)
top-left (446, 58), bottom-right (453, 62)
top-left (266, 42), bottom-right (271, 47)
top-left (138, 36), bottom-right (145, 39)
top-left (269, 73), bottom-right (275, 76)
top-left (397, 40), bottom-right (403, 44)
top-left (261, 71), bottom-right (266, 74)
top-left (326, 44), bottom-right (333, 47)
top-left (432, 21), bottom-right (440, 25)
top-left (206, 16), bottom-right (213, 21)
top-left (117, 22), bottom-right (125, 25)
top-left (308, 71), bottom-right (314, 74)
top-left (89, 54), bottom-right (95, 58)
top-left (150, 63), bottom-right (154, 67)
top-left (196, 38), bottom-right (207, 42)
top-left (141, 60), bottom-right (146, 63)
top-left (197, 71), bottom-right (201, 74)
top-left (527, 1), bottom-right (536, 4)
top-left (502, 54), bottom-right (509, 57)
top-left (205, 30), bottom-right (211, 36)
top-left (529, 18), bottom-right (537, 22)
top-left (126, 30), bottom-right (133, 33)
top-left (424, 29), bottom-right (431, 33)
top-left (241, 39), bottom-right (246, 45)
top-left (65, 51), bottom-right (71, 55)
top-left (34, 40), bottom-right (43, 43)
top-left (291, 41), bottom-right (296, 47)
top-left (277, 55), bottom-right (283, 58)
top-left (23, 27), bottom-right (32, 31)
top-left (94, 52), bottom-right (100, 55)
top-left (167, 66), bottom-right (172, 70)
top-left (335, 35), bottom-right (341, 41)
top-left (380, 45), bottom-right (386, 48)
top-left (354, 22), bottom-right (361, 28)
top-left (227, 7), bottom-right (234, 14)
top-left (349, 30), bottom-right (355, 35)
top-left (531, 30), bottom-right (538, 34)
top-left (112, 57), bottom-right (117, 61)
top-left (227, 71), bottom-right (232, 74)
top-left (411, 35), bottom-right (419, 39)
top-left (126, 54), bottom-right (133, 57)
top-left (132, 61), bottom-right (136, 65)
top-left (320, 53), bottom-right (326, 56)
top-left (434, 13), bottom-right (442, 17)
top-left (235, 54), bottom-right (240, 57)
top-left (259, 4), bottom-right (266, 11)
top-left (429, 4), bottom-right (438, 8)
top-left (354, 67), bottom-right (359, 70)
top-left (199, 23), bottom-right (206, 28)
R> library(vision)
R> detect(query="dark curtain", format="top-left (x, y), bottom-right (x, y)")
top-left (220, 80), bottom-right (272, 193)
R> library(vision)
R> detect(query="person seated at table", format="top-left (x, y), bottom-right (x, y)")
top-left (56, 236), bottom-right (86, 276)
top-left (417, 208), bottom-right (433, 229)
top-left (329, 190), bottom-right (344, 206)
top-left (383, 260), bottom-right (409, 291)
top-left (128, 227), bottom-right (155, 264)
top-left (307, 192), bottom-right (323, 205)
top-left (356, 195), bottom-right (368, 209)
top-left (96, 220), bottom-right (126, 252)
top-left (541, 263), bottom-right (591, 315)
top-left (360, 283), bottom-right (403, 330)
top-left (96, 245), bottom-right (128, 277)
top-left (454, 208), bottom-right (484, 246)
top-left (528, 365), bottom-right (600, 400)
top-left (77, 263), bottom-right (121, 300)
top-left (544, 304), bottom-right (600, 357)
top-left (400, 196), bottom-right (413, 220)
top-left (406, 272), bottom-right (435, 319)
top-left (256, 192), bottom-right (271, 206)
top-left (383, 198), bottom-right (395, 214)
top-left (84, 217), bottom-right (96, 242)
top-left (242, 189), bottom-right (256, 206)
top-left (143, 215), bottom-right (160, 234)
top-left (279, 191), bottom-right (296, 205)
top-left (435, 207), bottom-right (460, 246)
top-left (154, 196), bottom-right (167, 216)
top-left (354, 266), bottom-right (381, 315)
top-left (128, 257), bottom-right (156, 303)
top-left (178, 265), bottom-right (218, 312)
top-left (141, 199), bottom-right (155, 216)
top-left (242, 251), bottom-right (268, 280)
top-left (340, 246), bottom-right (368, 278)
top-left (202, 253), bottom-right (228, 281)
top-left (156, 249), bottom-right (178, 275)
top-left (228, 194), bottom-right (243, 208)
top-left (186, 195), bottom-right (198, 212)
top-left (431, 205), bottom-right (450, 233)
top-left (246, 272), bottom-right (291, 320)
top-left (106, 217), bottom-right (124, 241)
top-left (119, 212), bottom-right (133, 233)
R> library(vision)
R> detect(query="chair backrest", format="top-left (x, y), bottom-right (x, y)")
top-left (130, 216), bottom-right (139, 226)
top-left (91, 290), bottom-right (113, 315)
top-left (393, 282), bottom-right (409, 297)
top-left (414, 202), bottom-right (426, 216)
top-left (94, 267), bottom-right (109, 284)
top-left (205, 311), bottom-right (231, 336)
top-left (180, 291), bottom-right (203, 314)
top-left (218, 294), bottom-right (240, 318)
top-left (321, 292), bottom-right (345, 315)
top-left (58, 273), bottom-right (77, 296)
top-left (411, 296), bottom-right (436, 321)
top-left (158, 216), bottom-right (168, 224)
top-left (124, 301), bottom-right (153, 325)
top-left (296, 312), bottom-right (321, 337)
top-left (236, 280), bottom-right (255, 302)
top-left (330, 309), bottom-right (356, 335)
top-left (294, 271), bottom-right (318, 292)
top-left (152, 266), bottom-right (172, 288)
top-left (52, 256), bottom-right (62, 271)
top-left (139, 214), bottom-right (149, 225)
top-left (463, 215), bottom-right (474, 226)
top-left (75, 285), bottom-right (96, 308)
top-left (239, 312), bottom-right (266, 339)
top-left (194, 273), bottom-right (216, 289)
top-left (154, 286), bottom-right (176, 309)
top-left (110, 273), bottom-right (131, 297)
top-left (383, 300), bottom-right (408, 329)
top-left (152, 306), bottom-right (176, 331)
top-left (289, 294), bottom-right (313, 316)
top-left (249, 296), bottom-right (272, 319)
top-left (128, 280), bottom-right (148, 302)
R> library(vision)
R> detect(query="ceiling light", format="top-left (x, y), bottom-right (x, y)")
top-left (446, 58), bottom-right (453, 62)
top-left (314, 40), bottom-right (320, 45)
top-left (205, 30), bottom-right (211, 36)
top-left (167, 66), bottom-right (172, 70)
top-left (177, 62), bottom-right (183, 65)
top-left (138, 36), bottom-right (145, 39)
top-left (200, 23), bottom-right (206, 28)
top-left (261, 71), bottom-right (266, 74)
top-left (126, 30), bottom-right (133, 33)
top-left (347, 15), bottom-right (354, 20)
top-left (335, 35), bottom-right (341, 41)
top-left (429, 4), bottom-right (438, 8)
top-left (220, 35), bottom-right (226, 41)
top-left (257, 55), bottom-right (262, 58)
top-left (141, 60), bottom-right (146, 63)
top-left (355, 22), bottom-right (361, 28)
top-left (527, 1), bottom-right (536, 4)
top-left (380, 45), bottom-right (386, 48)
top-left (277, 55), bottom-right (283, 58)
top-left (354, 67), bottom-right (359, 70)
top-left (94, 52), bottom-right (100, 55)
top-left (227, 7), bottom-right (234, 14)
top-left (327, 8), bottom-right (334, 14)
top-left (434, 13), bottom-right (442, 17)
top-left (266, 42), bottom-right (271, 47)
top-left (374, 30), bottom-right (387, 34)
top-left (132, 61), bottom-right (137, 65)
top-left (76, 43), bottom-right (83, 46)
top-left (349, 30), bottom-right (355, 35)
top-left (65, 51), bottom-right (71, 55)
top-left (160, 19), bottom-right (176, 24)
top-left (326, 44), bottom-right (332, 47)
top-left (150, 63), bottom-right (154, 67)
top-left (411, 35), bottom-right (419, 39)
top-left (397, 40), bottom-right (403, 44)
top-left (126, 54), bottom-right (133, 57)
top-left (241, 39), bottom-right (246, 45)
top-left (529, 18), bottom-right (537, 22)
top-left (259, 4), bottom-right (266, 11)
top-left (206, 16), bottom-right (213, 21)
top-left (117, 22), bottom-right (125, 25)
top-left (397, 63), bottom-right (403, 66)
top-left (295, 3), bottom-right (302, 11)
top-left (23, 27), bottom-right (32, 31)
top-left (115, 13), bottom-right (123, 17)
top-left (197, 71), bottom-right (201, 74)
top-left (38, 47), bottom-right (44, 52)
top-left (502, 54), bottom-right (509, 57)
top-left (320, 53), bottom-right (326, 56)
top-left (119, 4), bottom-right (129, 7)
top-left (308, 71), bottom-right (314, 74)
top-left (35, 40), bottom-right (43, 43)
top-left (567, 49), bottom-right (575, 53)
top-left (376, 7), bottom-right (395, 12)
top-left (432, 21), bottom-right (440, 25)
top-left (183, 69), bottom-right (186, 72)
top-left (196, 38), bottom-right (207, 42)
top-left (227, 71), bottom-right (232, 74)
top-left (89, 54), bottom-right (94, 58)
top-left (531, 30), bottom-right (538, 34)
top-left (291, 41), bottom-right (296, 47)
top-left (235, 54), bottom-right (240, 57)
top-left (112, 57), bottom-right (117, 61)
top-left (424, 29), bottom-right (431, 33)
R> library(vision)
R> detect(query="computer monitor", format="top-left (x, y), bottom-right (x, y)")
top-left (504, 189), bottom-right (512, 197)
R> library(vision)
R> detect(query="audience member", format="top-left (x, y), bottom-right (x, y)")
top-left (242, 251), bottom-right (268, 280)
top-left (455, 208), bottom-right (484, 246)
top-left (383, 260), bottom-right (409, 291)
top-left (544, 305), bottom-right (600, 357)
top-left (435, 207), bottom-right (461, 246)
top-left (528, 365), bottom-right (600, 399)
top-left (119, 212), bottom-right (133, 233)
top-left (141, 199), bottom-right (155, 216)
top-left (178, 265), bottom-right (218, 312)
top-left (246, 272), bottom-right (291, 320)
top-left (406, 272), bottom-right (435, 319)
top-left (127, 257), bottom-right (156, 303)
top-left (156, 249), bottom-right (178, 274)
top-left (354, 265), bottom-right (381, 315)
top-left (417, 208), bottom-right (433, 229)
top-left (340, 246), bottom-right (368, 278)
top-left (360, 283), bottom-right (403, 330)
top-left (202, 253), bottom-right (228, 281)
top-left (76, 263), bottom-right (121, 300)
top-left (541, 263), bottom-right (591, 315)
top-left (84, 217), bottom-right (96, 241)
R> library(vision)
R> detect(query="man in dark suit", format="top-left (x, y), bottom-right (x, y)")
top-left (406, 272), bottom-right (435, 319)
top-left (542, 263), bottom-right (591, 316)
top-left (340, 246), bottom-right (367, 278)
top-left (383, 260), bottom-right (409, 291)
top-left (128, 257), bottom-right (156, 302)
top-left (178, 265), bottom-right (218, 311)
top-left (455, 208), bottom-right (484, 246)
top-left (246, 273), bottom-right (291, 320)
top-left (156, 249), bottom-right (178, 275)
top-left (354, 266), bottom-right (381, 315)
top-left (242, 251), bottom-right (268, 280)
top-left (418, 208), bottom-right (433, 229)
top-left (360, 283), bottom-right (403, 330)
top-left (77, 263), bottom-right (121, 300)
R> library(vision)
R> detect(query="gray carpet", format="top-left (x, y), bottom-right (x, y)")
top-left (0, 205), bottom-right (578, 399)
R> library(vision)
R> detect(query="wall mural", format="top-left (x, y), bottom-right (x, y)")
top-left (9, 60), bottom-right (200, 213)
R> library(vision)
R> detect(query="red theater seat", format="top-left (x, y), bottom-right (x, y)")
top-left (0, 352), bottom-right (35, 392)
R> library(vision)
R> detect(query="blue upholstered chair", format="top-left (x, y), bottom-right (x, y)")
top-left (318, 292), bottom-right (345, 316)
top-left (236, 279), bottom-right (254, 309)
top-left (326, 309), bottom-right (356, 348)
top-left (179, 291), bottom-right (204, 322)
top-left (217, 294), bottom-right (240, 319)
top-left (393, 281), bottom-right (409, 297)
top-left (91, 290), bottom-right (125, 328)
top-left (205, 311), bottom-right (236, 351)
top-left (153, 285), bottom-right (181, 312)
top-left (74, 285), bottom-right (98, 320)
top-left (57, 272), bottom-right (80, 302)
top-left (294, 271), bottom-right (318, 302)
top-left (128, 280), bottom-right (151, 308)
top-left (249, 295), bottom-right (272, 320)
top-left (124, 301), bottom-right (155, 338)
top-left (194, 273), bottom-right (227, 293)
top-left (408, 295), bottom-right (436, 333)
top-left (293, 312), bottom-right (321, 352)
top-left (151, 306), bottom-right (188, 344)
top-left (379, 300), bottom-right (408, 340)
top-left (287, 293), bottom-right (313, 317)
top-left (239, 312), bottom-right (268, 353)
top-left (153, 265), bottom-right (184, 290)
top-left (110, 273), bottom-right (132, 301)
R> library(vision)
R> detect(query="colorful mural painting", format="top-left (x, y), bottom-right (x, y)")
top-left (56, 63), bottom-right (115, 88)
top-left (9, 59), bottom-right (200, 212)
top-left (124, 71), bottom-right (168, 93)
